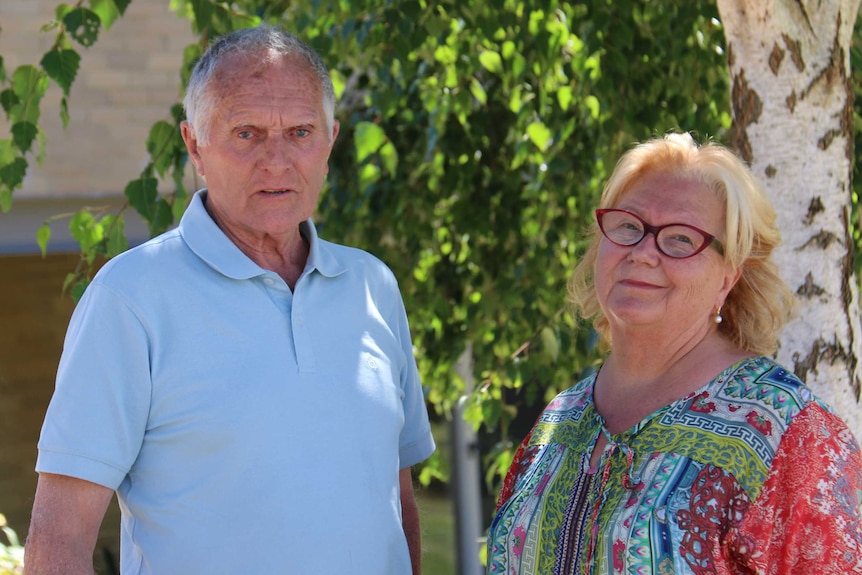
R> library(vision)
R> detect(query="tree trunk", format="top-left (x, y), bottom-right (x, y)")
top-left (716, 0), bottom-right (862, 436)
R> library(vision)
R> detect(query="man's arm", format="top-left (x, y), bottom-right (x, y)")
top-left (24, 473), bottom-right (113, 575)
top-left (399, 467), bottom-right (422, 575)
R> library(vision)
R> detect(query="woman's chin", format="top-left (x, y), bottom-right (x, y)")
top-left (607, 307), bottom-right (666, 330)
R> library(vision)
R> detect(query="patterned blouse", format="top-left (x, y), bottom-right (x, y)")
top-left (486, 356), bottom-right (862, 574)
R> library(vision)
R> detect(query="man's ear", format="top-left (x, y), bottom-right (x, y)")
top-left (331, 119), bottom-right (340, 144)
top-left (324, 120), bottom-right (341, 176)
top-left (181, 121), bottom-right (205, 177)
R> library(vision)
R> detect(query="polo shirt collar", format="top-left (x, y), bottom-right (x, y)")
top-left (299, 215), bottom-right (347, 278)
top-left (179, 189), bottom-right (346, 280)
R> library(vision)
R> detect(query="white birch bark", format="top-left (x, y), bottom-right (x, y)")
top-left (716, 0), bottom-right (862, 436)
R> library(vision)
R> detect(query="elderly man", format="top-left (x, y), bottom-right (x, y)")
top-left (24, 25), bottom-right (435, 575)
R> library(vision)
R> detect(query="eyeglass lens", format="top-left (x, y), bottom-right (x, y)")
top-left (598, 210), bottom-right (710, 258)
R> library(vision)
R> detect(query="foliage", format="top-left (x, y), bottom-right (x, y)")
top-left (0, 0), bottom-right (733, 488)
top-left (277, 0), bottom-right (732, 486)
top-left (0, 514), bottom-right (24, 575)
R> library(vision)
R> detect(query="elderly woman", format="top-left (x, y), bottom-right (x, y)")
top-left (486, 133), bottom-right (862, 574)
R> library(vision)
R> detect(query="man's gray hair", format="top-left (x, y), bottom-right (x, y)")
top-left (183, 25), bottom-right (336, 145)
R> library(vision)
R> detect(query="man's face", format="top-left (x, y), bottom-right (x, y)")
top-left (182, 53), bottom-right (339, 247)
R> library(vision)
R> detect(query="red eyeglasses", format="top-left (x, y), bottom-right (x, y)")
top-left (596, 208), bottom-right (724, 259)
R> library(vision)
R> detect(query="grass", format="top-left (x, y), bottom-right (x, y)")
top-left (418, 490), bottom-right (456, 575)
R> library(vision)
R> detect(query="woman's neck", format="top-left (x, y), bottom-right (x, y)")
top-left (595, 330), bottom-right (751, 434)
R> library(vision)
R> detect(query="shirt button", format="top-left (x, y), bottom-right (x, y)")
top-left (263, 277), bottom-right (275, 286)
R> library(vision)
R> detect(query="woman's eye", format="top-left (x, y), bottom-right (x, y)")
top-left (669, 234), bottom-right (695, 245)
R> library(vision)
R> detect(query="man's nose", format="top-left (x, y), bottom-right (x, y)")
top-left (258, 136), bottom-right (293, 171)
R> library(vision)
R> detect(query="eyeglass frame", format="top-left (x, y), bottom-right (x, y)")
top-left (595, 208), bottom-right (725, 259)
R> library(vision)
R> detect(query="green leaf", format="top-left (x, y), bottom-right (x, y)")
top-left (171, 184), bottom-right (190, 222)
top-left (330, 69), bottom-right (347, 101)
top-left (584, 95), bottom-right (600, 119)
top-left (354, 121), bottom-right (386, 163)
top-left (379, 141), bottom-right (399, 177)
top-left (189, 0), bottom-right (215, 33)
top-left (0, 88), bottom-right (20, 115)
top-left (478, 50), bottom-right (503, 74)
top-left (89, 0), bottom-right (121, 30)
top-left (70, 278), bottom-right (90, 303)
top-left (181, 44), bottom-right (203, 88)
top-left (125, 177), bottom-right (159, 220)
top-left (526, 121), bottom-right (553, 152)
top-left (69, 211), bottom-right (102, 258)
top-left (55, 3), bottom-right (74, 21)
top-left (40, 48), bottom-right (81, 96)
top-left (0, 157), bottom-right (27, 190)
top-left (0, 188), bottom-right (11, 213)
top-left (511, 53), bottom-right (526, 80)
top-left (400, 0), bottom-right (422, 20)
top-left (470, 77), bottom-right (487, 105)
top-left (102, 214), bottom-right (128, 257)
top-left (358, 163), bottom-right (380, 189)
top-left (146, 121), bottom-right (179, 177)
top-left (0, 140), bottom-right (16, 165)
top-left (12, 65), bottom-right (48, 124)
top-left (63, 8), bottom-right (102, 47)
top-left (149, 198), bottom-right (174, 236)
top-left (501, 40), bottom-right (515, 60)
top-left (113, 0), bottom-right (132, 15)
top-left (557, 86), bottom-right (573, 111)
top-left (11, 122), bottom-right (37, 154)
top-left (480, 396), bottom-right (502, 430)
top-left (37, 223), bottom-right (52, 256)
top-left (60, 96), bottom-right (70, 128)
top-left (540, 326), bottom-right (559, 361)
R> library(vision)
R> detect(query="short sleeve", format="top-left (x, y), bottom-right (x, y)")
top-left (390, 289), bottom-right (435, 468)
top-left (36, 281), bottom-right (152, 489)
top-left (728, 403), bottom-right (862, 574)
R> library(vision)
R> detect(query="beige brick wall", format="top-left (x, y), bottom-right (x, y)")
top-left (0, 0), bottom-right (196, 199)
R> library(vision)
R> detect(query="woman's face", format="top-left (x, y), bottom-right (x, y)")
top-left (594, 172), bottom-right (740, 338)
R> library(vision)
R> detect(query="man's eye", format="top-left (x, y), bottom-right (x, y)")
top-left (237, 130), bottom-right (254, 140)
top-left (294, 128), bottom-right (310, 138)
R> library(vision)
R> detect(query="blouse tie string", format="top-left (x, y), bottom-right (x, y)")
top-left (585, 426), bottom-right (645, 569)
top-left (600, 426), bottom-right (643, 490)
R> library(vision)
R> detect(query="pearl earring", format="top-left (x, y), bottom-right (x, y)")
top-left (714, 306), bottom-right (723, 324)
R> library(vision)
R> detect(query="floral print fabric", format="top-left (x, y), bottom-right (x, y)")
top-left (486, 356), bottom-right (862, 574)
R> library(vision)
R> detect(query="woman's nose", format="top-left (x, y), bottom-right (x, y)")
top-left (628, 231), bottom-right (661, 260)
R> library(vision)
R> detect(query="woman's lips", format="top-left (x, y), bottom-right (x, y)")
top-left (620, 278), bottom-right (662, 288)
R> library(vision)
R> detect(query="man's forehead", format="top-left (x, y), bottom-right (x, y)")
top-left (217, 51), bottom-right (315, 81)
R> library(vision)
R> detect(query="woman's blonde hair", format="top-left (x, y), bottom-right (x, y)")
top-left (568, 132), bottom-right (797, 355)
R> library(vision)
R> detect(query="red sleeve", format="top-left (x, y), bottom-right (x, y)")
top-left (729, 404), bottom-right (862, 574)
top-left (495, 428), bottom-right (534, 511)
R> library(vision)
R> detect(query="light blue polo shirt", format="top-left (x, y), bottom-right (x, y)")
top-left (37, 190), bottom-right (436, 575)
